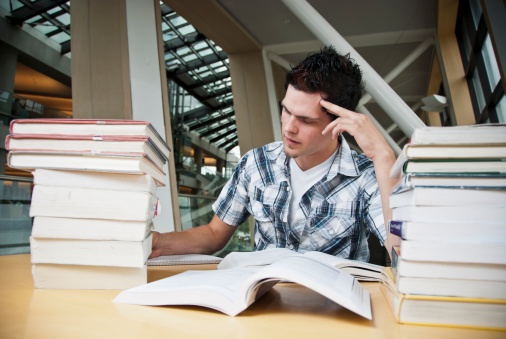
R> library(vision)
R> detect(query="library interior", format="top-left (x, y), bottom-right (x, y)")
top-left (1, 0), bottom-right (505, 337)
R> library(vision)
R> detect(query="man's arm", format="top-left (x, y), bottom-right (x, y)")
top-left (149, 215), bottom-right (237, 258)
top-left (320, 100), bottom-right (401, 256)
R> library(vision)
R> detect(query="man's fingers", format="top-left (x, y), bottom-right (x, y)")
top-left (320, 99), bottom-right (353, 118)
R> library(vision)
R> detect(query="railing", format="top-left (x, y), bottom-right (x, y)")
top-left (0, 175), bottom-right (33, 255)
top-left (179, 193), bottom-right (254, 257)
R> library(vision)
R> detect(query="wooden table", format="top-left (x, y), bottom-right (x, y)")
top-left (1, 254), bottom-right (504, 339)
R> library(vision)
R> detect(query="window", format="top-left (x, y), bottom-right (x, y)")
top-left (456, 0), bottom-right (505, 123)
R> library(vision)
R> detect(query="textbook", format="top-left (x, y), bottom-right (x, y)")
top-left (30, 234), bottom-right (152, 267)
top-left (217, 248), bottom-right (383, 281)
top-left (391, 205), bottom-right (506, 223)
top-left (9, 118), bottom-right (171, 160)
top-left (389, 187), bottom-right (506, 208)
top-left (398, 159), bottom-right (506, 177)
top-left (114, 255), bottom-right (372, 318)
top-left (392, 173), bottom-right (506, 192)
top-left (32, 217), bottom-right (153, 242)
top-left (388, 220), bottom-right (506, 242)
top-left (391, 246), bottom-right (506, 281)
top-left (32, 263), bottom-right (147, 290)
top-left (394, 274), bottom-right (506, 299)
top-left (379, 267), bottom-right (506, 330)
top-left (389, 144), bottom-right (506, 179)
top-left (147, 254), bottom-right (223, 266)
top-left (409, 124), bottom-right (506, 145)
top-left (5, 133), bottom-right (167, 169)
top-left (7, 151), bottom-right (167, 185)
top-left (29, 185), bottom-right (159, 221)
top-left (400, 240), bottom-right (506, 264)
top-left (33, 168), bottom-right (162, 192)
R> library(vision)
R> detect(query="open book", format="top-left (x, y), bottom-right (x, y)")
top-left (113, 256), bottom-right (372, 318)
top-left (217, 248), bottom-right (383, 281)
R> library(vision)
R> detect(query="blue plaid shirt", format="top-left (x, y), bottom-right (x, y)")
top-left (212, 136), bottom-right (386, 262)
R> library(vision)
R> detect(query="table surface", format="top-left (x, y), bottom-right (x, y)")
top-left (1, 254), bottom-right (504, 339)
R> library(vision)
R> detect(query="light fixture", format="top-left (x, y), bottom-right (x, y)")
top-left (421, 94), bottom-right (448, 112)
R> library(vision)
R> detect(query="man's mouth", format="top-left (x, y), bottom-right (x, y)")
top-left (284, 136), bottom-right (300, 147)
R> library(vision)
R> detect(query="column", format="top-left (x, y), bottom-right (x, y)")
top-left (70, 0), bottom-right (180, 232)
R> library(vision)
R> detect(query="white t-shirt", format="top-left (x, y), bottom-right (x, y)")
top-left (288, 149), bottom-right (338, 227)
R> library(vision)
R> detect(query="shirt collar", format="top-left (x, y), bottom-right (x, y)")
top-left (266, 136), bottom-right (361, 179)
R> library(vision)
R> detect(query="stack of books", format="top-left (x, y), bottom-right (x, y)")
top-left (382, 124), bottom-right (506, 330)
top-left (6, 118), bottom-right (171, 289)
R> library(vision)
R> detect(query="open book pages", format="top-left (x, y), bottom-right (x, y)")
top-left (147, 254), bottom-right (222, 266)
top-left (217, 248), bottom-right (383, 281)
top-left (114, 256), bottom-right (372, 319)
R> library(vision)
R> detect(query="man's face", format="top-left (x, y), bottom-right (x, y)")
top-left (281, 85), bottom-right (338, 171)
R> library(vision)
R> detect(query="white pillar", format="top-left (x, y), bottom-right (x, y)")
top-left (281, 0), bottom-right (426, 137)
top-left (125, 0), bottom-right (174, 232)
top-left (262, 49), bottom-right (283, 142)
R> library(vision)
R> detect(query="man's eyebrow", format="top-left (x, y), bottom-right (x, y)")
top-left (281, 103), bottom-right (322, 121)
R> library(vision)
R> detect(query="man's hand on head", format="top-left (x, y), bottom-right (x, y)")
top-left (320, 100), bottom-right (394, 162)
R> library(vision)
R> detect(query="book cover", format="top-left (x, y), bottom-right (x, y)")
top-left (29, 186), bottom-right (159, 221)
top-left (33, 168), bottom-right (162, 191)
top-left (9, 118), bottom-right (171, 160)
top-left (409, 124), bottom-right (506, 145)
top-left (32, 217), bottom-right (153, 242)
top-left (7, 151), bottom-right (166, 185)
top-left (32, 264), bottom-right (148, 290)
top-left (30, 234), bottom-right (152, 268)
top-left (389, 187), bottom-right (506, 208)
top-left (388, 220), bottom-right (506, 242)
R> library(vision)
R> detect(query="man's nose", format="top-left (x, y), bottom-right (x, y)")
top-left (284, 115), bottom-right (297, 133)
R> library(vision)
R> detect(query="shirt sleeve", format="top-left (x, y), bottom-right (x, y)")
top-left (212, 152), bottom-right (251, 226)
top-left (362, 167), bottom-right (387, 244)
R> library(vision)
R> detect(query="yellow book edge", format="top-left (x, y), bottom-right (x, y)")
top-left (379, 267), bottom-right (506, 331)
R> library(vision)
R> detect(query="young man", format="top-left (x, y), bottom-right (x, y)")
top-left (150, 46), bottom-right (399, 261)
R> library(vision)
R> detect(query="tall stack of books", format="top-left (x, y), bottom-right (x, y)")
top-left (382, 124), bottom-right (506, 330)
top-left (6, 118), bottom-right (171, 289)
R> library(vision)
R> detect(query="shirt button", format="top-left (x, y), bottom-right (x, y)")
top-left (329, 229), bottom-right (334, 235)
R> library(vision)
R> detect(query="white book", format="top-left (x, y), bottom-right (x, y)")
top-left (7, 151), bottom-right (166, 185)
top-left (147, 254), bottom-right (223, 266)
top-left (30, 234), bottom-right (152, 267)
top-left (388, 220), bottom-right (506, 242)
top-left (395, 275), bottom-right (506, 299)
top-left (217, 248), bottom-right (382, 282)
top-left (32, 264), bottom-right (147, 290)
top-left (391, 205), bottom-right (506, 223)
top-left (409, 124), bottom-right (506, 145)
top-left (114, 256), bottom-right (372, 319)
top-left (33, 168), bottom-right (161, 192)
top-left (32, 217), bottom-right (152, 242)
top-left (29, 185), bottom-right (159, 221)
top-left (400, 240), bottom-right (506, 264)
top-left (393, 258), bottom-right (506, 281)
top-left (389, 187), bottom-right (506, 208)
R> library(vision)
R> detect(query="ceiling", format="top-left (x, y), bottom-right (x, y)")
top-left (2, 0), bottom-right (438, 153)
top-left (214, 0), bottom-right (438, 146)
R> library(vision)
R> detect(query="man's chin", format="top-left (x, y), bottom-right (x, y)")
top-left (283, 144), bottom-right (299, 159)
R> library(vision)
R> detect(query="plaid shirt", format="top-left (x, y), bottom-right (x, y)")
top-left (213, 136), bottom-right (386, 262)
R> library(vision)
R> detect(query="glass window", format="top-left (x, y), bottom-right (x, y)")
top-left (50, 31), bottom-right (70, 44)
top-left (482, 34), bottom-right (501, 89)
top-left (472, 69), bottom-right (486, 112)
top-left (56, 13), bottom-right (70, 26)
top-left (469, 0), bottom-right (482, 27)
top-left (33, 23), bottom-right (58, 35)
top-left (497, 95), bottom-right (506, 123)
